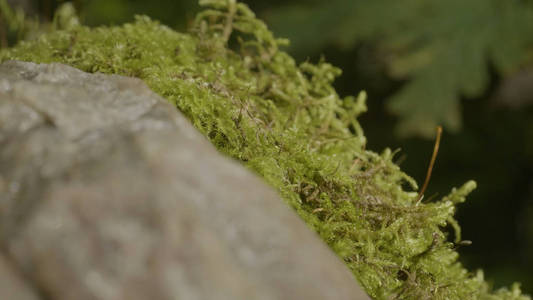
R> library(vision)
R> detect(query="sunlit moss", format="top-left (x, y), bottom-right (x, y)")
top-left (1, 1), bottom-right (529, 299)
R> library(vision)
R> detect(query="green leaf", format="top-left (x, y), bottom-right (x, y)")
top-left (267, 0), bottom-right (533, 137)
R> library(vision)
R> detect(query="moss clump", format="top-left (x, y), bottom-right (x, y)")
top-left (1, 1), bottom-right (529, 299)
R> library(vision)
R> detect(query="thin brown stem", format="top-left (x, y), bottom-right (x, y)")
top-left (416, 126), bottom-right (442, 204)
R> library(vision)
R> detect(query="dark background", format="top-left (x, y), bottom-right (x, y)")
top-left (3, 0), bottom-right (532, 294)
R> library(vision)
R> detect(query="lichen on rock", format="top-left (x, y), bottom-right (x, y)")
top-left (1, 1), bottom-right (529, 299)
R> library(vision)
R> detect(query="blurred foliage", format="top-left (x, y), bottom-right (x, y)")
top-left (80, 0), bottom-right (198, 28)
top-left (0, 0), bottom-right (198, 45)
top-left (0, 0), bottom-right (39, 47)
top-left (266, 0), bottom-right (533, 138)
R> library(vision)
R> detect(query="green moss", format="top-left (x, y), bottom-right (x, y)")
top-left (1, 1), bottom-right (529, 299)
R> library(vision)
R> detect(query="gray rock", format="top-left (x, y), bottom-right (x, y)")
top-left (0, 60), bottom-right (370, 300)
top-left (0, 253), bottom-right (40, 300)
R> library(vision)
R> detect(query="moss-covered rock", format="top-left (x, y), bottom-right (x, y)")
top-left (1, 1), bottom-right (529, 299)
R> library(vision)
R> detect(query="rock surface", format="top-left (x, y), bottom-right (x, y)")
top-left (0, 61), bottom-right (369, 300)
